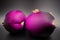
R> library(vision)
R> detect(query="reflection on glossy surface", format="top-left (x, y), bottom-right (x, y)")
top-left (0, 25), bottom-right (60, 40)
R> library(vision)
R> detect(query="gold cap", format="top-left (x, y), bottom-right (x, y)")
top-left (32, 9), bottom-right (39, 13)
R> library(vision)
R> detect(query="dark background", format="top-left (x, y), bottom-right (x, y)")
top-left (0, 0), bottom-right (60, 40)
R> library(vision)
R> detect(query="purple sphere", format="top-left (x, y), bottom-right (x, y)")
top-left (26, 9), bottom-right (56, 37)
top-left (4, 10), bottom-right (26, 33)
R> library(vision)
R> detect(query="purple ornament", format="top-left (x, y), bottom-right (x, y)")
top-left (26, 9), bottom-right (56, 37)
top-left (3, 10), bottom-right (26, 33)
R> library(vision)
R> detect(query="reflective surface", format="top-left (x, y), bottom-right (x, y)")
top-left (0, 0), bottom-right (60, 40)
top-left (0, 25), bottom-right (60, 40)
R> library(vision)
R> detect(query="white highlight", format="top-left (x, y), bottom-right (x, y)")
top-left (21, 21), bottom-right (24, 26)
top-left (52, 20), bottom-right (57, 26)
top-left (49, 12), bottom-right (55, 17)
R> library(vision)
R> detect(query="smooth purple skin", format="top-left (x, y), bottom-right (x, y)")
top-left (26, 11), bottom-right (55, 37)
top-left (7, 23), bottom-right (24, 30)
top-left (5, 10), bottom-right (25, 24)
top-left (4, 10), bottom-right (26, 32)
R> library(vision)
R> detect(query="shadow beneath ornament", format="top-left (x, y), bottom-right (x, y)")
top-left (5, 30), bottom-right (26, 40)
top-left (30, 37), bottom-right (51, 40)
top-left (4, 24), bottom-right (26, 40)
top-left (24, 29), bottom-right (51, 40)
top-left (4, 27), bottom-right (60, 40)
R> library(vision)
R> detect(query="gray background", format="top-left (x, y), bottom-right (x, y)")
top-left (0, 0), bottom-right (60, 40)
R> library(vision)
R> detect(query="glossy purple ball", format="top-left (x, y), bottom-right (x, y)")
top-left (26, 9), bottom-right (56, 37)
top-left (4, 10), bottom-right (26, 33)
